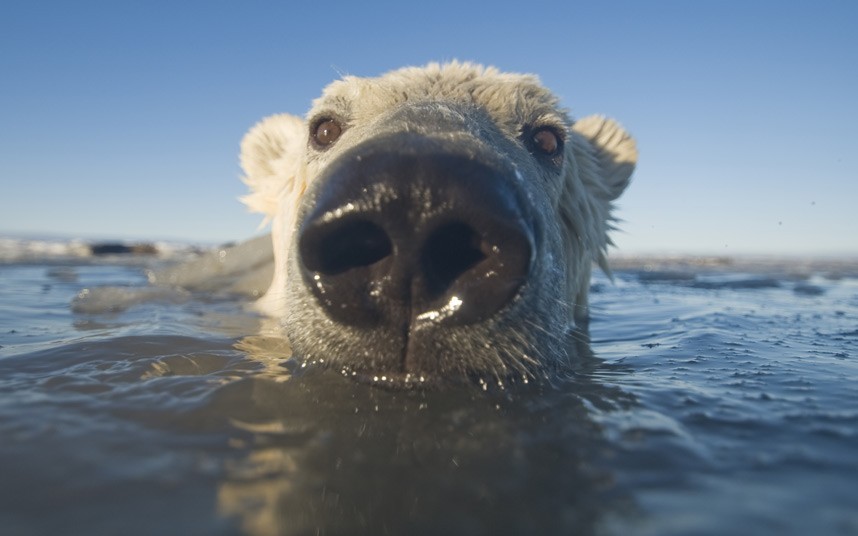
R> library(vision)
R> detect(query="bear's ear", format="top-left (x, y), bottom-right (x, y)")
top-left (570, 115), bottom-right (637, 200)
top-left (240, 114), bottom-right (307, 217)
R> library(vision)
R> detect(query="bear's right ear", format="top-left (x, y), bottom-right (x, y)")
top-left (570, 115), bottom-right (637, 201)
top-left (240, 114), bottom-right (307, 218)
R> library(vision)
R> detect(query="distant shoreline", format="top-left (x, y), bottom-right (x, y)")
top-left (2, 234), bottom-right (857, 274)
top-left (607, 253), bottom-right (858, 277)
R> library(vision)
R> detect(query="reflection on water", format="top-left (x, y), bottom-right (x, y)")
top-left (212, 330), bottom-right (633, 535)
top-left (1, 253), bottom-right (857, 535)
top-left (210, 374), bottom-right (624, 535)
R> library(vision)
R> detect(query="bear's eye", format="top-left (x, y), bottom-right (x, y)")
top-left (531, 127), bottom-right (561, 156)
top-left (312, 118), bottom-right (342, 148)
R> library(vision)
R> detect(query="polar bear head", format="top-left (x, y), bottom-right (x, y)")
top-left (240, 62), bottom-right (636, 386)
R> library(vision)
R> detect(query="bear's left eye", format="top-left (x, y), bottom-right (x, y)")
top-left (531, 127), bottom-right (562, 157)
top-left (312, 118), bottom-right (343, 148)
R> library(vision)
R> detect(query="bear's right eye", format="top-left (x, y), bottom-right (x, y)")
top-left (531, 127), bottom-right (562, 157)
top-left (312, 118), bottom-right (343, 148)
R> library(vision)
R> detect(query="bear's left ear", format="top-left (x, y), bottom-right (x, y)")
top-left (570, 115), bottom-right (637, 200)
top-left (240, 113), bottom-right (307, 218)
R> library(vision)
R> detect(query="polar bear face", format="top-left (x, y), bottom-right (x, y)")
top-left (240, 62), bottom-right (636, 385)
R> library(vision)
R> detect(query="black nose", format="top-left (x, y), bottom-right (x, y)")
top-left (298, 139), bottom-right (533, 331)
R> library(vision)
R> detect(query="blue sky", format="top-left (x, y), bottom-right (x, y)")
top-left (1, 1), bottom-right (856, 255)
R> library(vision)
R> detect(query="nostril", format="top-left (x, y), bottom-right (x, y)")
top-left (303, 220), bottom-right (393, 275)
top-left (422, 222), bottom-right (487, 297)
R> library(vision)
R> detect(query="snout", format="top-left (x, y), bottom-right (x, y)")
top-left (296, 133), bottom-right (534, 373)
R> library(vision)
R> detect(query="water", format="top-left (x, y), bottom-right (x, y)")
top-left (1, 238), bottom-right (857, 535)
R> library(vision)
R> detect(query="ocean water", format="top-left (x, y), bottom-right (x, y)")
top-left (1, 238), bottom-right (857, 535)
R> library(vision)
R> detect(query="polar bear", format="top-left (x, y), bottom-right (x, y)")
top-left (239, 62), bottom-right (636, 385)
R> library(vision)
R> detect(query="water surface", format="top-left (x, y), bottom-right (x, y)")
top-left (1, 240), bottom-right (856, 535)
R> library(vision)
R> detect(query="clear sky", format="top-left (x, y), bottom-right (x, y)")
top-left (1, 1), bottom-right (856, 256)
